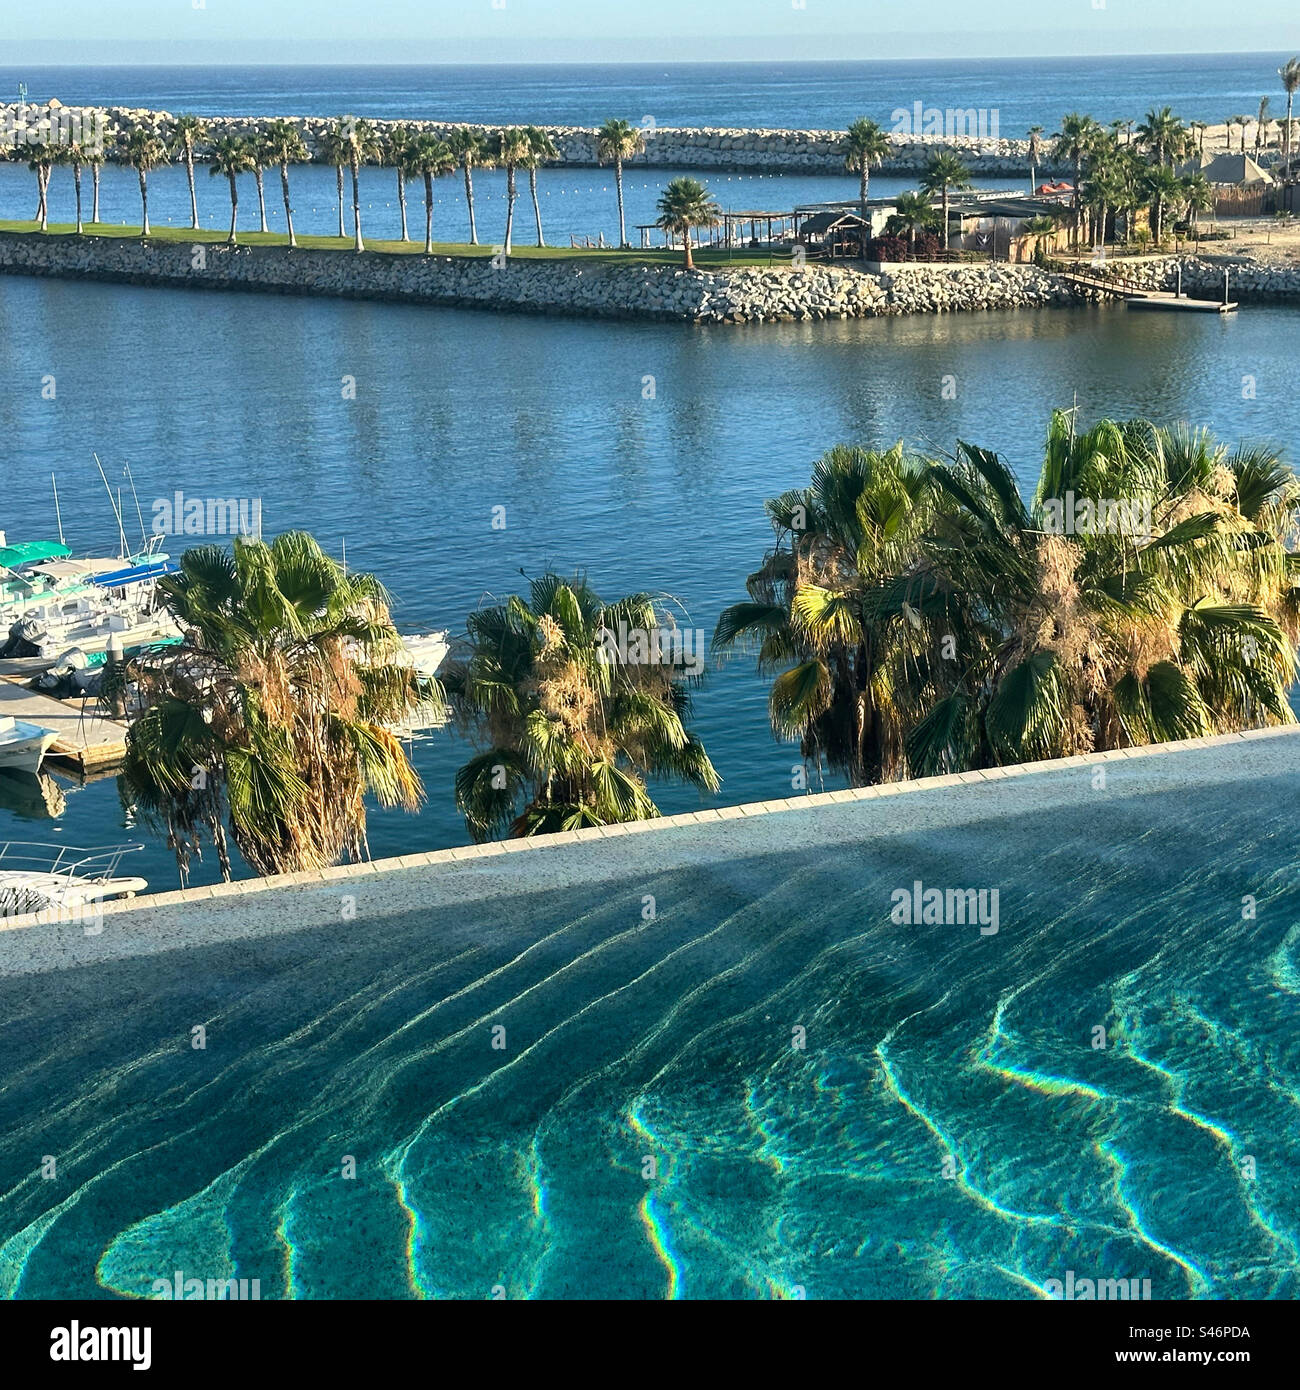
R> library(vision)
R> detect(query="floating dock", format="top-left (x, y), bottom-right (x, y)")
top-left (0, 677), bottom-right (128, 772)
top-left (1060, 269), bottom-right (1238, 313)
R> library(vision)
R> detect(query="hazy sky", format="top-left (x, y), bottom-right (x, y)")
top-left (5, 0), bottom-right (1299, 63)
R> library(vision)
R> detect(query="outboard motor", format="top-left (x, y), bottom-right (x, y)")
top-left (0, 618), bottom-right (49, 659)
top-left (33, 647), bottom-right (91, 695)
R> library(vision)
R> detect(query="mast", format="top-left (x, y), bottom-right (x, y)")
top-left (51, 473), bottom-right (65, 545)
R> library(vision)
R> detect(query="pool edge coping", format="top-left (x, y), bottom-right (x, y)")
top-left (3, 723), bottom-right (1294, 935)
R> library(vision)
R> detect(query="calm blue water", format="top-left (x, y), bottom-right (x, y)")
top-left (0, 763), bottom-right (1297, 1298)
top-left (0, 274), bottom-right (1297, 890)
top-left (2, 55), bottom-right (1292, 132)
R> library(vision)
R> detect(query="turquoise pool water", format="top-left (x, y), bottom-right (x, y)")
top-left (1, 754), bottom-right (1297, 1299)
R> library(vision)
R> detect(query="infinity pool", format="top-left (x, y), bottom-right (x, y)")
top-left (1, 736), bottom-right (1297, 1299)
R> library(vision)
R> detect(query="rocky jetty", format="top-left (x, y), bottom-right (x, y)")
top-left (0, 234), bottom-right (1295, 323)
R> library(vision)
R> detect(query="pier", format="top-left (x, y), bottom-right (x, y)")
top-left (0, 675), bottom-right (128, 773)
top-left (1060, 268), bottom-right (1239, 313)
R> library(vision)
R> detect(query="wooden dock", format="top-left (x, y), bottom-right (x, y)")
top-left (0, 677), bottom-right (128, 772)
top-left (1060, 269), bottom-right (1238, 313)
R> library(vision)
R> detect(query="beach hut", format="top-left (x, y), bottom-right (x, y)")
top-left (795, 210), bottom-right (870, 259)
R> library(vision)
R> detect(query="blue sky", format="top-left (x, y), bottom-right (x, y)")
top-left (6, 0), bottom-right (1299, 63)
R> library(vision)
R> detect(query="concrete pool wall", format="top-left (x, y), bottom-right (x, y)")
top-left (0, 725), bottom-right (1294, 977)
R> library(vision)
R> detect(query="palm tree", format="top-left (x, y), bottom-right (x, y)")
top-left (208, 134), bottom-right (255, 245)
top-left (920, 152), bottom-right (971, 250)
top-left (120, 532), bottom-right (432, 881)
top-left (1229, 115), bottom-right (1251, 154)
top-left (123, 128), bottom-right (167, 237)
top-left (1027, 124), bottom-right (1045, 192)
top-left (249, 133), bottom-right (273, 233)
top-left (655, 177), bottom-right (721, 270)
top-left (262, 119), bottom-right (308, 248)
top-left (1255, 97), bottom-right (1272, 154)
top-left (719, 415), bottom-right (1300, 784)
top-left (407, 133), bottom-right (456, 254)
top-left (67, 141), bottom-right (87, 234)
top-left (492, 126), bottom-right (532, 255)
top-left (384, 123), bottom-right (417, 241)
top-left (447, 127), bottom-right (491, 245)
top-left (1054, 113), bottom-right (1102, 245)
top-left (1181, 172), bottom-right (1215, 240)
top-left (1281, 58), bottom-right (1300, 168)
top-left (1021, 213), bottom-right (1062, 262)
top-left (842, 117), bottom-right (891, 221)
top-left (318, 119), bottom-right (352, 241)
top-left (168, 114), bottom-right (208, 230)
top-left (443, 572), bottom-right (719, 840)
top-left (344, 117), bottom-right (382, 252)
top-left (596, 118), bottom-right (646, 248)
top-left (1142, 162), bottom-right (1183, 244)
top-left (1137, 106), bottom-right (1187, 166)
top-left (522, 126), bottom-right (559, 246)
top-left (1188, 120), bottom-right (1209, 163)
top-left (27, 140), bottom-right (56, 232)
top-left (84, 143), bottom-right (105, 225)
top-left (884, 191), bottom-right (940, 250)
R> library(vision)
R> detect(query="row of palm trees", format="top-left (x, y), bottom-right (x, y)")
top-left (4, 114), bottom-right (657, 253)
top-left (118, 413), bottom-right (1299, 880)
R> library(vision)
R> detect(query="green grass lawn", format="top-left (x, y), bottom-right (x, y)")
top-left (0, 220), bottom-right (794, 269)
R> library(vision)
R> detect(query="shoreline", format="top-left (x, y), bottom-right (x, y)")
top-left (1, 229), bottom-right (1298, 322)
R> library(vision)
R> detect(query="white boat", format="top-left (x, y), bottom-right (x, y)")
top-left (399, 631), bottom-right (450, 678)
top-left (0, 841), bottom-right (148, 919)
top-left (0, 717), bottom-right (59, 774)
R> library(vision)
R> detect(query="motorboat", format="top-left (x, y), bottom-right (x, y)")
top-left (0, 716), bottom-right (59, 774)
top-left (0, 841), bottom-right (148, 919)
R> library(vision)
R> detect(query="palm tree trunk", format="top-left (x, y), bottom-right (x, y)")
top-left (227, 173), bottom-right (239, 245)
top-left (1074, 157), bottom-right (1082, 246)
top-left (424, 171), bottom-right (434, 254)
top-left (530, 167), bottom-right (544, 246)
top-left (255, 168), bottom-right (268, 233)
top-left (683, 229), bottom-right (694, 271)
top-left (397, 168), bottom-right (408, 240)
top-left (336, 165), bottom-right (345, 239)
top-left (942, 185), bottom-right (950, 250)
top-left (504, 166), bottom-right (518, 254)
top-left (615, 157), bottom-right (626, 247)
top-left (281, 161), bottom-right (296, 248)
top-left (859, 162), bottom-right (868, 223)
top-left (1288, 93), bottom-right (1295, 166)
top-left (186, 148), bottom-right (199, 229)
top-left (92, 166), bottom-right (100, 224)
top-left (139, 169), bottom-right (150, 237)
top-left (351, 158), bottom-right (364, 252)
top-left (464, 163), bottom-right (478, 244)
top-left (73, 163), bottom-right (83, 234)
top-left (37, 168), bottom-right (48, 231)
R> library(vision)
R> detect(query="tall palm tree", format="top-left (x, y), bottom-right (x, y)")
top-left (492, 126), bottom-right (532, 256)
top-left (1229, 115), bottom-right (1251, 154)
top-left (885, 191), bottom-right (940, 250)
top-left (920, 152), bottom-right (972, 250)
top-left (208, 134), bottom-right (255, 245)
top-left (1137, 106), bottom-right (1187, 166)
top-left (522, 126), bottom-right (559, 246)
top-left (718, 415), bottom-right (1300, 784)
top-left (1188, 120), bottom-right (1208, 163)
top-left (1054, 113), bottom-right (1102, 246)
top-left (1027, 124), bottom-right (1045, 192)
top-left (1180, 172), bottom-right (1215, 239)
top-left (443, 572), bottom-right (719, 840)
top-left (1281, 58), bottom-right (1300, 168)
top-left (1255, 97), bottom-right (1272, 154)
top-left (384, 123), bottom-right (417, 241)
top-left (655, 177), bottom-right (721, 270)
top-left (596, 118), bottom-right (646, 248)
top-left (123, 128), bottom-right (167, 237)
top-left (249, 133), bottom-right (273, 233)
top-left (842, 117), bottom-right (891, 221)
top-left (318, 119), bottom-right (352, 240)
top-left (120, 532), bottom-right (431, 881)
top-left (84, 143), bottom-right (105, 225)
top-left (407, 133), bottom-right (456, 254)
top-left (262, 119), bottom-right (308, 248)
top-left (67, 141), bottom-right (87, 233)
top-left (447, 127), bottom-right (491, 245)
top-left (27, 140), bottom-right (56, 231)
top-left (1142, 162), bottom-right (1183, 244)
top-left (344, 116), bottom-right (382, 252)
top-left (168, 114), bottom-right (208, 230)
